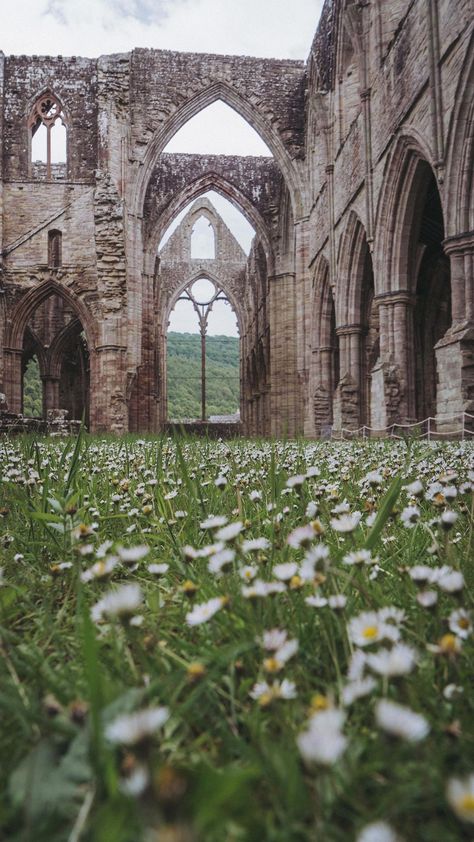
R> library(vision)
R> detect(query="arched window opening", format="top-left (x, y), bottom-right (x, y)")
top-left (48, 230), bottom-right (62, 268)
top-left (159, 190), bottom-right (256, 255)
top-left (167, 278), bottom-right (239, 422)
top-left (29, 93), bottom-right (67, 180)
top-left (413, 170), bottom-right (451, 421)
top-left (191, 216), bottom-right (216, 259)
top-left (22, 354), bottom-right (42, 418)
top-left (21, 293), bottom-right (90, 424)
top-left (163, 100), bottom-right (272, 157)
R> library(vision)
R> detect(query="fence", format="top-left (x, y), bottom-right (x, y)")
top-left (332, 412), bottom-right (474, 442)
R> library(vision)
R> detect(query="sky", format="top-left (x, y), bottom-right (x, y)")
top-left (1, 0), bottom-right (321, 61)
top-left (4, 0), bottom-right (323, 336)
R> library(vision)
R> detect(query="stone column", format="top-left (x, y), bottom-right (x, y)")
top-left (294, 216), bottom-right (310, 436)
top-left (376, 292), bottom-right (416, 423)
top-left (268, 271), bottom-right (298, 437)
top-left (3, 348), bottom-right (23, 414)
top-left (332, 325), bottom-right (362, 431)
top-left (435, 234), bottom-right (474, 431)
top-left (89, 318), bottom-right (128, 434)
top-left (42, 375), bottom-right (60, 417)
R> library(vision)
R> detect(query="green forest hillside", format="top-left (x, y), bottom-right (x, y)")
top-left (167, 332), bottom-right (240, 420)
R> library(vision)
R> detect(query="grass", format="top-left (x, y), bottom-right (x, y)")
top-left (0, 433), bottom-right (473, 841)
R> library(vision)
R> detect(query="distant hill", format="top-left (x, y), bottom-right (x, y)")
top-left (167, 332), bottom-right (240, 420)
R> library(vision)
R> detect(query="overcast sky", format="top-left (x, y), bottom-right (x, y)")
top-left (4, 0), bottom-right (323, 337)
top-left (2, 0), bottom-right (321, 60)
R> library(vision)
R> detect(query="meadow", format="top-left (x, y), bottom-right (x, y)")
top-left (0, 433), bottom-right (473, 842)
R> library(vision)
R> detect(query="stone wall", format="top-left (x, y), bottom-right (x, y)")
top-left (0, 0), bottom-right (472, 436)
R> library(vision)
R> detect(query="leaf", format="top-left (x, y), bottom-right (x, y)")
top-left (364, 474), bottom-right (402, 550)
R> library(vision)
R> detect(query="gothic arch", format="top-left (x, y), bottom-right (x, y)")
top-left (164, 268), bottom-right (244, 335)
top-left (6, 280), bottom-right (97, 352)
top-left (444, 28), bottom-right (474, 236)
top-left (131, 82), bottom-right (304, 220)
top-left (146, 173), bottom-right (274, 271)
top-left (373, 130), bottom-right (437, 294)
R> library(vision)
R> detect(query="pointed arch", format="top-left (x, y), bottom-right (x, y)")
top-left (6, 281), bottom-right (97, 352)
top-left (444, 29), bottom-right (474, 236)
top-left (164, 268), bottom-right (244, 335)
top-left (131, 82), bottom-right (303, 220)
top-left (27, 89), bottom-right (69, 179)
top-left (146, 172), bottom-right (274, 271)
top-left (336, 210), bottom-right (372, 324)
top-left (373, 130), bottom-right (437, 294)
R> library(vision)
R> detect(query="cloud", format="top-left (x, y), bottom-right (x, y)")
top-left (2, 0), bottom-right (322, 59)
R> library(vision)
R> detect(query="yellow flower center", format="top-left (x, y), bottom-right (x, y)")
top-left (458, 794), bottom-right (474, 814)
top-left (264, 657), bottom-right (281, 673)
top-left (458, 618), bottom-right (470, 630)
top-left (440, 633), bottom-right (459, 653)
top-left (258, 692), bottom-right (273, 708)
top-left (310, 693), bottom-right (329, 712)
top-left (362, 625), bottom-right (378, 640)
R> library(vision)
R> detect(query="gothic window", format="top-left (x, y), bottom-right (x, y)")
top-left (48, 230), bottom-right (62, 268)
top-left (191, 217), bottom-right (216, 259)
top-left (29, 93), bottom-right (67, 179)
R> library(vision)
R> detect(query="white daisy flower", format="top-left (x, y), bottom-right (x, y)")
top-left (208, 549), bottom-right (235, 574)
top-left (105, 706), bottom-right (169, 746)
top-left (91, 584), bottom-right (143, 624)
top-left (119, 764), bottom-right (149, 797)
top-left (341, 677), bottom-right (377, 706)
top-left (286, 474), bottom-right (306, 489)
top-left (405, 479), bottom-right (423, 497)
top-left (81, 557), bottom-right (118, 582)
top-left (366, 643), bottom-right (417, 677)
top-left (330, 512), bottom-right (362, 533)
top-left (328, 594), bottom-right (347, 610)
top-left (185, 596), bottom-right (227, 626)
top-left (273, 562), bottom-right (298, 581)
top-left (287, 524), bottom-right (317, 548)
top-left (343, 549), bottom-right (373, 566)
top-left (449, 608), bottom-right (472, 639)
top-left (241, 537), bottom-right (270, 553)
top-left (356, 821), bottom-right (400, 842)
top-left (400, 506), bottom-right (420, 528)
top-left (375, 699), bottom-right (429, 742)
top-left (446, 774), bottom-right (474, 823)
top-left (215, 521), bottom-right (244, 542)
top-left (200, 515), bottom-right (228, 530)
top-left (297, 709), bottom-right (347, 766)
top-left (437, 569), bottom-right (465, 593)
top-left (305, 595), bottom-right (328, 608)
top-left (240, 564), bottom-right (258, 581)
top-left (250, 678), bottom-right (297, 703)
top-left (117, 545), bottom-right (149, 564)
top-left (348, 610), bottom-right (401, 647)
top-left (147, 563), bottom-right (169, 576)
top-left (416, 590), bottom-right (438, 608)
top-left (261, 628), bottom-right (289, 650)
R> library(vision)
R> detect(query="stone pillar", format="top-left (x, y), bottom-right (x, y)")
top-left (333, 325), bottom-right (362, 430)
top-left (89, 318), bottom-right (128, 434)
top-left (435, 234), bottom-right (474, 431)
top-left (3, 348), bottom-right (22, 413)
top-left (294, 216), bottom-right (310, 436)
top-left (377, 292), bottom-right (416, 423)
top-left (268, 272), bottom-right (298, 437)
top-left (42, 375), bottom-right (59, 417)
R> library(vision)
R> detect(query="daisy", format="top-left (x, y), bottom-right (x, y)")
top-left (356, 822), bottom-right (400, 842)
top-left (330, 512), bottom-right (362, 533)
top-left (347, 610), bottom-right (401, 647)
top-left (446, 774), bottom-right (474, 823)
top-left (241, 537), bottom-right (270, 553)
top-left (105, 706), bottom-right (169, 746)
top-left (341, 677), bottom-right (377, 706)
top-left (185, 596), bottom-right (227, 626)
top-left (215, 521), bottom-right (244, 542)
top-left (207, 549), bottom-right (235, 574)
top-left (366, 643), bottom-right (417, 677)
top-left (147, 563), bottom-right (169, 576)
top-left (273, 562), bottom-right (298, 581)
top-left (91, 584), bottom-right (143, 624)
top-left (449, 608), bottom-right (472, 639)
top-left (375, 699), bottom-right (429, 742)
top-left (250, 679), bottom-right (297, 705)
top-left (297, 709), bottom-right (347, 765)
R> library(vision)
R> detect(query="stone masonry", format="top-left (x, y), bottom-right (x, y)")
top-left (0, 0), bottom-right (473, 436)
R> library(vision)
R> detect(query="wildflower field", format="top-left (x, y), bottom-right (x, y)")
top-left (0, 433), bottom-right (473, 842)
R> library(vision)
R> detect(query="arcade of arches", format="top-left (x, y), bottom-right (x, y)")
top-left (0, 0), bottom-right (473, 436)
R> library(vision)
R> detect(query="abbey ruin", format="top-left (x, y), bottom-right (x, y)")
top-left (0, 0), bottom-right (473, 436)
